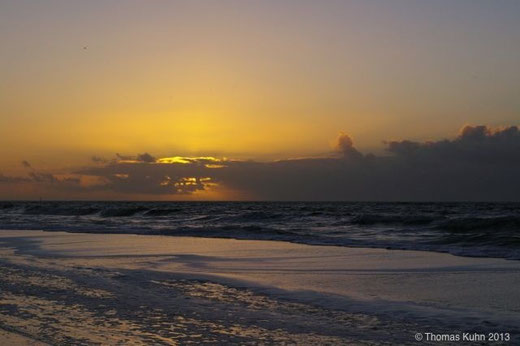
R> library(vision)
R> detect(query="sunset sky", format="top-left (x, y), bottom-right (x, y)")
top-left (1, 0), bottom-right (520, 200)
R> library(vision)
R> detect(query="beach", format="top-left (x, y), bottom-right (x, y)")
top-left (0, 230), bottom-right (519, 345)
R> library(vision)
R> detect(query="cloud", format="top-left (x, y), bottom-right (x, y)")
top-left (115, 152), bottom-right (157, 163)
top-left (27, 172), bottom-right (58, 183)
top-left (91, 156), bottom-right (108, 164)
top-left (76, 158), bottom-right (215, 195)
top-left (0, 173), bottom-right (31, 183)
top-left (334, 132), bottom-right (364, 160)
top-left (19, 160), bottom-right (60, 184)
top-left (3, 125), bottom-right (520, 201)
top-left (386, 125), bottom-right (520, 164)
top-left (1, 163), bottom-right (80, 187)
top-left (136, 153), bottom-right (156, 163)
top-left (115, 153), bottom-right (132, 161)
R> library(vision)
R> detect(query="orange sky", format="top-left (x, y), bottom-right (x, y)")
top-left (1, 1), bottom-right (520, 200)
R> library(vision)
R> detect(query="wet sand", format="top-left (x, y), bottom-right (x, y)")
top-left (0, 328), bottom-right (47, 346)
top-left (1, 230), bottom-right (519, 345)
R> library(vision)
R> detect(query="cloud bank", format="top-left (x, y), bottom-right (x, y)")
top-left (2, 125), bottom-right (520, 201)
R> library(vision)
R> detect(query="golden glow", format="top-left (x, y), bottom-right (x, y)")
top-left (156, 156), bottom-right (228, 169)
top-left (157, 156), bottom-right (222, 164)
top-left (175, 177), bottom-right (198, 185)
top-left (159, 176), bottom-right (219, 194)
top-left (2, 1), bottom-right (518, 201)
top-left (116, 160), bottom-right (149, 164)
top-left (160, 176), bottom-right (172, 186)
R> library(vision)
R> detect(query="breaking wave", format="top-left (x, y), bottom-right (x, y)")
top-left (1, 201), bottom-right (519, 260)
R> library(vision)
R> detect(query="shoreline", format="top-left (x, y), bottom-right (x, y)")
top-left (1, 229), bottom-right (520, 344)
top-left (0, 326), bottom-right (47, 346)
top-left (1, 226), bottom-right (517, 262)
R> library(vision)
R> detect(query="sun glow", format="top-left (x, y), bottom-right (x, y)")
top-left (157, 156), bottom-right (224, 164)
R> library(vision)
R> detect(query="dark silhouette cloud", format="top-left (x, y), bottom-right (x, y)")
top-left (0, 174), bottom-right (31, 183)
top-left (1, 162), bottom-right (80, 187)
top-left (27, 172), bottom-right (58, 184)
top-left (115, 152), bottom-right (156, 163)
top-left (77, 158), bottom-right (213, 195)
top-left (386, 125), bottom-right (520, 164)
top-left (91, 156), bottom-right (108, 164)
top-left (136, 153), bottom-right (156, 163)
top-left (3, 125), bottom-right (520, 201)
top-left (334, 133), bottom-right (364, 160)
top-left (115, 153), bottom-right (133, 161)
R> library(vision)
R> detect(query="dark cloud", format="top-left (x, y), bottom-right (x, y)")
top-left (18, 161), bottom-right (68, 184)
top-left (27, 172), bottom-right (81, 188)
top-left (1, 170), bottom-right (79, 187)
top-left (0, 173), bottom-right (31, 183)
top-left (91, 156), bottom-right (108, 164)
top-left (334, 133), bottom-right (364, 160)
top-left (136, 153), bottom-right (156, 163)
top-left (115, 152), bottom-right (156, 163)
top-left (386, 125), bottom-right (520, 164)
top-left (28, 172), bottom-right (58, 183)
top-left (76, 159), bottom-right (212, 195)
top-left (4, 125), bottom-right (520, 201)
top-left (115, 153), bottom-right (133, 161)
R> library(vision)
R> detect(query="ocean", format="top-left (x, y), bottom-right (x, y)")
top-left (1, 201), bottom-right (519, 260)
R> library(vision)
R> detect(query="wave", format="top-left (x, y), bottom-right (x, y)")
top-left (99, 207), bottom-right (149, 217)
top-left (350, 214), bottom-right (438, 225)
top-left (214, 211), bottom-right (286, 224)
top-left (22, 205), bottom-right (101, 216)
top-left (153, 225), bottom-right (303, 240)
top-left (435, 215), bottom-right (520, 232)
top-left (143, 208), bottom-right (182, 217)
top-left (0, 202), bottom-right (15, 209)
top-left (1, 201), bottom-right (520, 260)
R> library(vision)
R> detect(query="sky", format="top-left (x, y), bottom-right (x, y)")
top-left (1, 0), bottom-right (520, 200)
